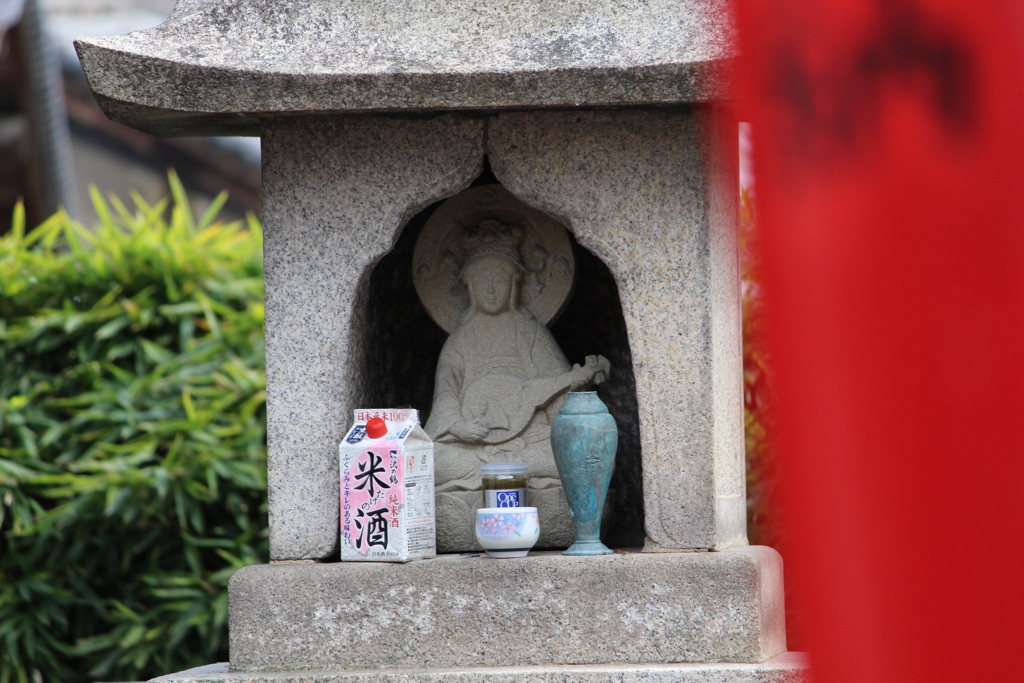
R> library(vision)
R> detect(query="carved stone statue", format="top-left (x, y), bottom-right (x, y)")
top-left (413, 185), bottom-right (610, 552)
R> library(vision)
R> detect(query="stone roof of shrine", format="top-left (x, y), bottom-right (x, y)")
top-left (74, 0), bottom-right (736, 137)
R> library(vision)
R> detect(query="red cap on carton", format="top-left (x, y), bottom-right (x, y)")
top-left (365, 417), bottom-right (387, 439)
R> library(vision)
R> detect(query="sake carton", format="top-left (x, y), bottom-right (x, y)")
top-left (339, 409), bottom-right (436, 562)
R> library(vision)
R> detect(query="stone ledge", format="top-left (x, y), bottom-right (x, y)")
top-left (152, 653), bottom-right (809, 683)
top-left (229, 547), bottom-right (785, 672)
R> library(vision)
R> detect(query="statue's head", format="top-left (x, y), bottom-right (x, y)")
top-left (463, 255), bottom-right (520, 315)
top-left (460, 218), bottom-right (526, 318)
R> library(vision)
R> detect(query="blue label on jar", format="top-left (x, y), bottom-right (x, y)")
top-left (496, 490), bottom-right (521, 507)
top-left (485, 489), bottom-right (527, 508)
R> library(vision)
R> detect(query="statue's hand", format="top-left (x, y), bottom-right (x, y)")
top-left (449, 420), bottom-right (490, 442)
top-left (583, 354), bottom-right (612, 385)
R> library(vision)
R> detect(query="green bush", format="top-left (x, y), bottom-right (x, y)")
top-left (0, 173), bottom-right (267, 683)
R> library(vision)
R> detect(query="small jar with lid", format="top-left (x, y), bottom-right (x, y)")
top-left (481, 462), bottom-right (529, 508)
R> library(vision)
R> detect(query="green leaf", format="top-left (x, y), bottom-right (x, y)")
top-left (95, 317), bottom-right (131, 341)
top-left (11, 198), bottom-right (25, 243)
top-left (6, 395), bottom-right (29, 411)
top-left (139, 339), bottom-right (175, 365)
top-left (196, 192), bottom-right (229, 232)
top-left (167, 169), bottom-right (195, 237)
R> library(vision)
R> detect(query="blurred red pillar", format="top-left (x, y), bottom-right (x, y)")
top-left (735, 1), bottom-right (1024, 681)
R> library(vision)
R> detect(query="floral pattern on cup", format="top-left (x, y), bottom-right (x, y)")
top-left (477, 511), bottom-right (534, 540)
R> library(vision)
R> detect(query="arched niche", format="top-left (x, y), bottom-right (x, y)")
top-left (361, 160), bottom-right (645, 548)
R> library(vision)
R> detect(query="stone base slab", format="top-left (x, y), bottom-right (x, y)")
top-left (152, 654), bottom-right (809, 683)
top-left (229, 547), bottom-right (785, 672)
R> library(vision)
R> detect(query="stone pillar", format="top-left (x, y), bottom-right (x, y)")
top-left (490, 108), bottom-right (744, 549)
top-left (262, 115), bottom-right (484, 559)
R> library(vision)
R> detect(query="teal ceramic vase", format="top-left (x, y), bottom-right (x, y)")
top-left (550, 391), bottom-right (618, 555)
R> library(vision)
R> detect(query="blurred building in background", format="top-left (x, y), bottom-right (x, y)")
top-left (0, 0), bottom-right (260, 233)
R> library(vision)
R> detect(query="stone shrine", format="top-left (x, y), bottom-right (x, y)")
top-left (76, 0), bottom-right (808, 681)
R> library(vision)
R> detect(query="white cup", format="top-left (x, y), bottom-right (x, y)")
top-left (475, 507), bottom-right (540, 558)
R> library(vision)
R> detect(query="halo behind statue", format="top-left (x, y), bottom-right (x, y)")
top-left (413, 185), bottom-right (576, 334)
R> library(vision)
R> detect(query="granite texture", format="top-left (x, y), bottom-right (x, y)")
top-left (74, 0), bottom-right (736, 137)
top-left (229, 548), bottom-right (785, 671)
top-left (151, 654), bottom-right (809, 683)
top-left (488, 108), bottom-right (745, 550)
top-left (262, 115), bottom-right (484, 560)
